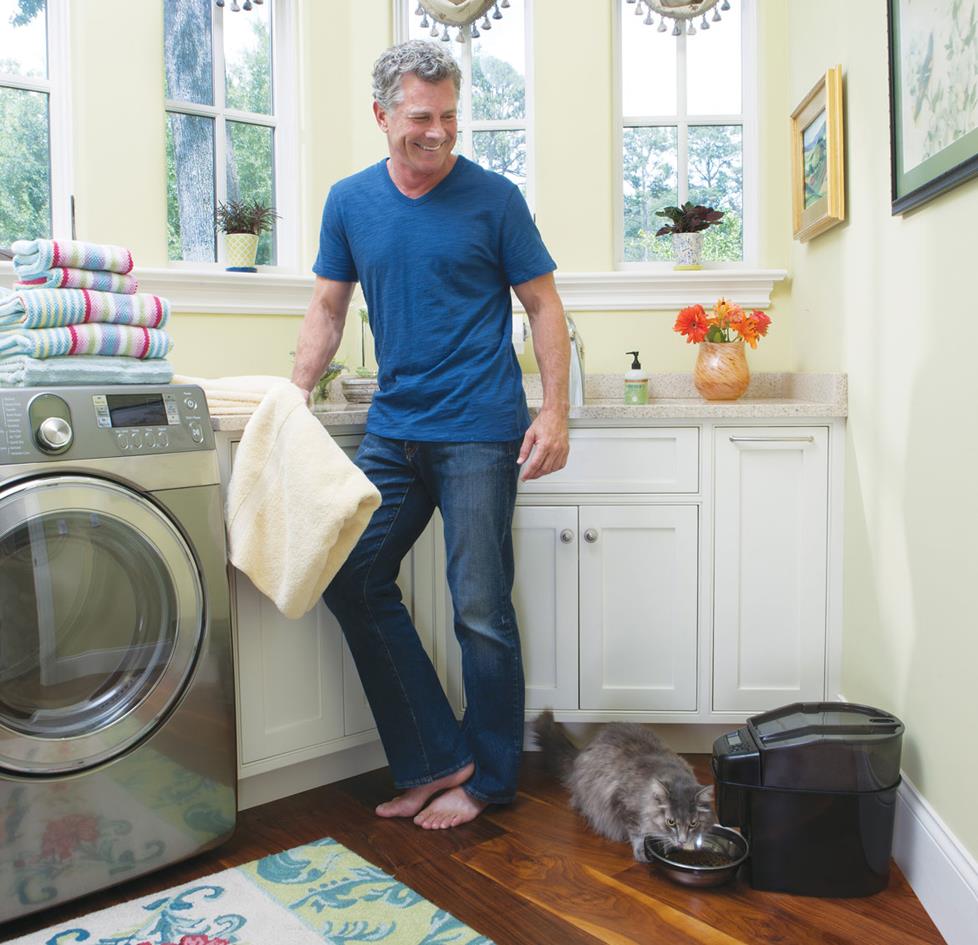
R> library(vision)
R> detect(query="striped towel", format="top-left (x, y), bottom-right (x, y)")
top-left (11, 238), bottom-right (134, 277)
top-left (0, 288), bottom-right (169, 329)
top-left (0, 354), bottom-right (173, 388)
top-left (14, 268), bottom-right (139, 294)
top-left (0, 324), bottom-right (172, 360)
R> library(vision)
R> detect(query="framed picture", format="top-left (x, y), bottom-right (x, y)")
top-left (790, 66), bottom-right (845, 242)
top-left (887, 0), bottom-right (978, 214)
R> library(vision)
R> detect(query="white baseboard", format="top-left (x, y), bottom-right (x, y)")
top-left (893, 773), bottom-right (978, 945)
top-left (237, 740), bottom-right (388, 811)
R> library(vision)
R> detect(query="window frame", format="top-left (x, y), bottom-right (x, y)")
top-left (163, 0), bottom-right (298, 270)
top-left (393, 0), bottom-right (536, 209)
top-left (0, 0), bottom-right (72, 240)
top-left (613, 0), bottom-right (758, 269)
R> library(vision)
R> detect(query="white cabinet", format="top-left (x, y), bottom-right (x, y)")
top-left (445, 428), bottom-right (702, 716)
top-left (712, 427), bottom-right (830, 712)
top-left (223, 432), bottom-right (437, 778)
top-left (579, 505), bottom-right (698, 711)
top-left (220, 414), bottom-right (843, 785)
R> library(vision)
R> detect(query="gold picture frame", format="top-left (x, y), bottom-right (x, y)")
top-left (791, 66), bottom-right (845, 242)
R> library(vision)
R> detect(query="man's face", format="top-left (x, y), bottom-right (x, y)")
top-left (375, 73), bottom-right (458, 179)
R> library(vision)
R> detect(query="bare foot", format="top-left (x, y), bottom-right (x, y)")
top-left (374, 762), bottom-right (474, 819)
top-left (413, 786), bottom-right (487, 829)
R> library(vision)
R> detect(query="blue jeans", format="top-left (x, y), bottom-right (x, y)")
top-left (324, 433), bottom-right (525, 804)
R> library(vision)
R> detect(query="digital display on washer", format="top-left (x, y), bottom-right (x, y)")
top-left (106, 394), bottom-right (168, 428)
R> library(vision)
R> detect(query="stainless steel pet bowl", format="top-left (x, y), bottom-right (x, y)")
top-left (644, 824), bottom-right (749, 888)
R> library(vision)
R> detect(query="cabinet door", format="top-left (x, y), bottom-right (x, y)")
top-left (443, 506), bottom-right (579, 713)
top-left (514, 506), bottom-right (579, 711)
top-left (236, 575), bottom-right (345, 765)
top-left (579, 505), bottom-right (698, 711)
top-left (712, 427), bottom-right (828, 712)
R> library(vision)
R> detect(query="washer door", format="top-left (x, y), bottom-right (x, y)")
top-left (0, 475), bottom-right (204, 774)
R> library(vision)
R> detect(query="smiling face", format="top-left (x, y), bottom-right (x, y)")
top-left (374, 72), bottom-right (458, 192)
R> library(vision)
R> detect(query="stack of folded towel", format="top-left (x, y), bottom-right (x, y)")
top-left (0, 238), bottom-right (174, 387)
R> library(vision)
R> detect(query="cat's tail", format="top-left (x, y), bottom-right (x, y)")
top-left (531, 708), bottom-right (579, 779)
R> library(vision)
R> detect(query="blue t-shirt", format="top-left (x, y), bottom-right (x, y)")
top-left (313, 156), bottom-right (556, 442)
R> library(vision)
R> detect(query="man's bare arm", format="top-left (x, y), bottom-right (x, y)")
top-left (291, 277), bottom-right (357, 399)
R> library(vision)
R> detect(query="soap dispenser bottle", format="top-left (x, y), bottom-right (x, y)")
top-left (624, 351), bottom-right (649, 405)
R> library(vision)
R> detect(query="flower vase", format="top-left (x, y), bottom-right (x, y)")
top-left (672, 232), bottom-right (704, 270)
top-left (693, 341), bottom-right (750, 401)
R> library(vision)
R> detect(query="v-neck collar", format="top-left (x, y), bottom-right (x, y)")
top-left (379, 155), bottom-right (465, 206)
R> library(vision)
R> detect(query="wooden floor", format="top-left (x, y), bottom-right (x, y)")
top-left (1, 754), bottom-right (946, 945)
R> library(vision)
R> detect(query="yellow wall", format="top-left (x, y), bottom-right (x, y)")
top-left (785, 1), bottom-right (978, 860)
top-left (68, 0), bottom-right (795, 378)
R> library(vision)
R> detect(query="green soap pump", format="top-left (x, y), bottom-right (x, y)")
top-left (624, 351), bottom-right (649, 405)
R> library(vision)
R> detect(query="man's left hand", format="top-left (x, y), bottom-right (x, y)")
top-left (518, 408), bottom-right (569, 481)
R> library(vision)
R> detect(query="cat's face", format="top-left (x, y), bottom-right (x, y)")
top-left (644, 780), bottom-right (717, 849)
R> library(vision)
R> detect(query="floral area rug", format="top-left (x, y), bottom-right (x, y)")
top-left (9, 837), bottom-right (494, 945)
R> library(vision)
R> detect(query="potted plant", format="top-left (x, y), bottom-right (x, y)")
top-left (674, 298), bottom-right (772, 401)
top-left (214, 198), bottom-right (278, 271)
top-left (340, 308), bottom-right (380, 403)
top-left (655, 202), bottom-right (725, 270)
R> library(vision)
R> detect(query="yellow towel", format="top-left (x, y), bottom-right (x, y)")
top-left (172, 374), bottom-right (292, 410)
top-left (226, 383), bottom-right (381, 619)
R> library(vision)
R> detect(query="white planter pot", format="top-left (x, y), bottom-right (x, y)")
top-left (225, 232), bottom-right (259, 270)
top-left (341, 375), bottom-right (379, 404)
top-left (672, 232), bottom-right (704, 270)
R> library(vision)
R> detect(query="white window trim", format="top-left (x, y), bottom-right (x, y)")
top-left (0, 262), bottom-right (788, 315)
top-left (0, 0), bottom-right (72, 240)
top-left (393, 0), bottom-right (536, 208)
top-left (613, 0), bottom-right (758, 269)
top-left (164, 0), bottom-right (298, 269)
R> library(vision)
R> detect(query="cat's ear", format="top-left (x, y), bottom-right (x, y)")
top-left (650, 778), bottom-right (669, 804)
top-left (697, 784), bottom-right (715, 805)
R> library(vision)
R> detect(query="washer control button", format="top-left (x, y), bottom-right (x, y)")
top-left (189, 422), bottom-right (204, 444)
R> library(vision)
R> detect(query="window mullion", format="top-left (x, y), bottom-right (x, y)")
top-left (213, 2), bottom-right (227, 265)
top-left (47, 0), bottom-right (71, 239)
top-left (461, 33), bottom-right (473, 159)
top-left (223, 107), bottom-right (277, 127)
top-left (677, 30), bottom-right (688, 207)
top-left (0, 74), bottom-right (50, 94)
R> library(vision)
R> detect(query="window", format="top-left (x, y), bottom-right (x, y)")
top-left (397, 0), bottom-right (534, 203)
top-left (0, 0), bottom-right (69, 245)
top-left (164, 0), bottom-right (293, 266)
top-left (617, 0), bottom-right (754, 265)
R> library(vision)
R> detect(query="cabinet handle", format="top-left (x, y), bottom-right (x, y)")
top-left (728, 435), bottom-right (816, 443)
top-left (584, 528), bottom-right (598, 543)
top-left (560, 529), bottom-right (574, 544)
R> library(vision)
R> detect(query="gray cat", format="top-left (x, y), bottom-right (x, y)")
top-left (532, 709), bottom-right (716, 862)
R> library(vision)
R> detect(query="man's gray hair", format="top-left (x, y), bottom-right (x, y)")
top-left (372, 40), bottom-right (462, 112)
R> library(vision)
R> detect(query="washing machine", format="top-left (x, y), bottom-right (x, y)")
top-left (0, 385), bottom-right (236, 925)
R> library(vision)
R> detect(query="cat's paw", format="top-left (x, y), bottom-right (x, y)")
top-left (630, 838), bottom-right (650, 862)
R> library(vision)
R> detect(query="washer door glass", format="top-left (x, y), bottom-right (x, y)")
top-left (0, 475), bottom-right (203, 773)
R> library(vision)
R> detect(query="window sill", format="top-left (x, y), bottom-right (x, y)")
top-left (0, 263), bottom-right (787, 314)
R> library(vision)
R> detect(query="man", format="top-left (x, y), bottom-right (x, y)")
top-left (291, 40), bottom-right (569, 830)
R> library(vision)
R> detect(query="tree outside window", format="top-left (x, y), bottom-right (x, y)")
top-left (620, 0), bottom-right (748, 264)
top-left (164, 0), bottom-right (277, 265)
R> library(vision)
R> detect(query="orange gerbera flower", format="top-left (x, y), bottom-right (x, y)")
top-left (750, 310), bottom-right (771, 336)
top-left (674, 304), bottom-right (710, 343)
top-left (727, 309), bottom-right (758, 347)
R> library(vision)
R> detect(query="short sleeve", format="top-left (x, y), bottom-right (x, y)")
top-left (312, 188), bottom-right (358, 282)
top-left (499, 187), bottom-right (556, 288)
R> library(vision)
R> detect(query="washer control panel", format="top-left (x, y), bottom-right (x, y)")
top-left (0, 385), bottom-right (213, 464)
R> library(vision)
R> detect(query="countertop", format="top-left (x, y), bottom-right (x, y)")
top-left (209, 372), bottom-right (847, 433)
